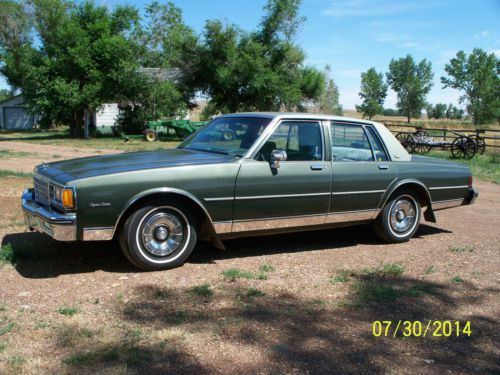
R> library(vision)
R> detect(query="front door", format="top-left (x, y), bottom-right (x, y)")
top-left (328, 122), bottom-right (396, 222)
top-left (233, 120), bottom-right (332, 232)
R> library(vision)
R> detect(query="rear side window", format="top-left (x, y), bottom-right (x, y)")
top-left (331, 124), bottom-right (373, 162)
top-left (365, 127), bottom-right (389, 161)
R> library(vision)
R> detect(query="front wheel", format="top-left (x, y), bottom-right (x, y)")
top-left (373, 190), bottom-right (421, 243)
top-left (119, 200), bottom-right (198, 270)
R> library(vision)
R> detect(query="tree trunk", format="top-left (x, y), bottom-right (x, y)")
top-left (407, 112), bottom-right (411, 123)
top-left (70, 109), bottom-right (85, 138)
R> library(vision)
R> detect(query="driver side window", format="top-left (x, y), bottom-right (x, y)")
top-left (256, 121), bottom-right (323, 161)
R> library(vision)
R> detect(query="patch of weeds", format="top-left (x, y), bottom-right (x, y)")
top-left (7, 355), bottom-right (26, 369)
top-left (153, 289), bottom-right (170, 300)
top-left (424, 265), bottom-right (436, 274)
top-left (63, 347), bottom-right (120, 366)
top-left (256, 272), bottom-right (268, 280)
top-left (0, 244), bottom-right (14, 265)
top-left (353, 281), bottom-right (402, 303)
top-left (449, 245), bottom-right (475, 253)
top-left (52, 154), bottom-right (62, 159)
top-left (190, 283), bottom-right (213, 298)
top-left (0, 322), bottom-right (15, 336)
top-left (127, 328), bottom-right (142, 343)
top-left (0, 170), bottom-right (32, 178)
top-left (34, 320), bottom-right (49, 329)
top-left (245, 288), bottom-right (265, 298)
top-left (78, 328), bottom-right (95, 338)
top-left (407, 283), bottom-right (434, 297)
top-left (259, 264), bottom-right (275, 273)
top-left (0, 342), bottom-right (5, 352)
top-left (170, 311), bottom-right (189, 325)
top-left (311, 298), bottom-right (326, 306)
top-left (116, 293), bottom-right (124, 302)
top-left (335, 300), bottom-right (365, 309)
top-left (450, 276), bottom-right (464, 283)
top-left (222, 268), bottom-right (254, 281)
top-left (58, 307), bottom-right (79, 316)
top-left (0, 304), bottom-right (6, 312)
top-left (331, 270), bottom-right (351, 284)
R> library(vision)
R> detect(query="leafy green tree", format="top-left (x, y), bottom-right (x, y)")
top-left (0, 88), bottom-right (13, 102)
top-left (441, 48), bottom-right (500, 125)
top-left (386, 55), bottom-right (433, 123)
top-left (190, 0), bottom-right (325, 115)
top-left (355, 67), bottom-right (387, 120)
top-left (0, 0), bottom-right (146, 136)
top-left (318, 72), bottom-right (342, 115)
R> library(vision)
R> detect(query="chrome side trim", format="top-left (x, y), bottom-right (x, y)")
top-left (235, 192), bottom-right (330, 200)
top-left (379, 179), bottom-right (432, 210)
top-left (325, 209), bottom-right (380, 223)
top-left (429, 185), bottom-right (469, 190)
top-left (204, 197), bottom-right (234, 202)
top-left (213, 221), bottom-right (233, 234)
top-left (113, 187), bottom-right (215, 237)
top-left (431, 199), bottom-right (464, 210)
top-left (232, 213), bottom-right (325, 232)
top-left (332, 190), bottom-right (385, 196)
top-left (83, 227), bottom-right (114, 241)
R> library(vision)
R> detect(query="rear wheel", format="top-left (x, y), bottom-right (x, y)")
top-left (119, 200), bottom-right (198, 270)
top-left (396, 132), bottom-right (416, 154)
top-left (374, 189), bottom-right (421, 243)
top-left (144, 129), bottom-right (158, 142)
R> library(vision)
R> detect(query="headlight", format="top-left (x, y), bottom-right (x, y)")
top-left (50, 185), bottom-right (75, 209)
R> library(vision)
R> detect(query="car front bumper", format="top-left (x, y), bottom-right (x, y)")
top-left (22, 189), bottom-right (77, 241)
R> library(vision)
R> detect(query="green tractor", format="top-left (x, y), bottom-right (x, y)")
top-left (143, 120), bottom-right (208, 142)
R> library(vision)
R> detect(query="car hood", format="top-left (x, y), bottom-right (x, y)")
top-left (36, 148), bottom-right (234, 182)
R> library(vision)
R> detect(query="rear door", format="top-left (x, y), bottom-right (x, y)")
top-left (328, 122), bottom-right (396, 222)
top-left (233, 120), bottom-right (332, 231)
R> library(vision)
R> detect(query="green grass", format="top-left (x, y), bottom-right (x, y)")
top-left (450, 276), bottom-right (464, 283)
top-left (58, 307), bottom-right (79, 316)
top-left (190, 283), bottom-right (213, 298)
top-left (0, 169), bottom-right (32, 178)
top-left (424, 265), bottom-right (437, 274)
top-left (361, 263), bottom-right (406, 277)
top-left (0, 342), bottom-right (6, 352)
top-left (0, 322), bottom-right (15, 336)
top-left (222, 269), bottom-right (255, 281)
top-left (245, 288), bottom-right (265, 298)
top-left (449, 245), bottom-right (475, 253)
top-left (0, 149), bottom-right (32, 158)
top-left (259, 264), bottom-right (275, 273)
top-left (331, 270), bottom-right (352, 284)
top-left (0, 244), bottom-right (14, 265)
top-left (428, 151), bottom-right (500, 184)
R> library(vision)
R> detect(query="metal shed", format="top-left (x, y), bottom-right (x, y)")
top-left (0, 95), bottom-right (38, 130)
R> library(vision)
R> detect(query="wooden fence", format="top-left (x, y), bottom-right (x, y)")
top-left (383, 121), bottom-right (500, 151)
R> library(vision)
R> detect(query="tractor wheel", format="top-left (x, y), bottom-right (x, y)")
top-left (144, 129), bottom-right (158, 142)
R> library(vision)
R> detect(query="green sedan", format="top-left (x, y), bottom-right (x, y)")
top-left (22, 113), bottom-right (478, 270)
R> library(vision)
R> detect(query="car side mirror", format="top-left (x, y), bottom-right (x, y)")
top-left (270, 149), bottom-right (287, 169)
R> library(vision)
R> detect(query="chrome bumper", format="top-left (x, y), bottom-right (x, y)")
top-left (22, 189), bottom-right (77, 241)
top-left (463, 186), bottom-right (479, 205)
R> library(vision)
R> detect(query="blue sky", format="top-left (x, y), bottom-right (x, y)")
top-left (2, 0), bottom-right (499, 109)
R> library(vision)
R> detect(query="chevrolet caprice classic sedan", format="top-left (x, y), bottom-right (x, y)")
top-left (22, 113), bottom-right (478, 270)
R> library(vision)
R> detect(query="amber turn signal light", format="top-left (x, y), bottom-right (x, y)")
top-left (62, 188), bottom-right (74, 209)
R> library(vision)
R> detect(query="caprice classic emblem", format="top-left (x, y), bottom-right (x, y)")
top-left (89, 202), bottom-right (111, 208)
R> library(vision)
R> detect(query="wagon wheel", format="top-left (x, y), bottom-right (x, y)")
top-left (396, 132), bottom-right (416, 154)
top-left (414, 140), bottom-right (432, 154)
top-left (414, 129), bottom-right (430, 138)
top-left (223, 129), bottom-right (235, 141)
top-left (472, 135), bottom-right (486, 155)
top-left (451, 136), bottom-right (476, 159)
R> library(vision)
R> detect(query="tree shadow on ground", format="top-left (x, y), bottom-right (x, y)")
top-left (57, 275), bottom-right (498, 374)
top-left (3, 223), bottom-right (451, 278)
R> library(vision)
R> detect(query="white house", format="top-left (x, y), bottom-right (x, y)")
top-left (0, 95), bottom-right (40, 130)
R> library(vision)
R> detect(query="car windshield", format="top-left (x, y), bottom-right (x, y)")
top-left (179, 116), bottom-right (272, 157)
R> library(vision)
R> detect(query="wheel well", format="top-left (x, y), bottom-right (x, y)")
top-left (386, 182), bottom-right (435, 223)
top-left (390, 183), bottom-right (431, 208)
top-left (114, 192), bottom-right (218, 243)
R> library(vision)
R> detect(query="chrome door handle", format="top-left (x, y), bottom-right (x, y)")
top-left (378, 164), bottom-right (389, 170)
top-left (310, 164), bottom-right (325, 171)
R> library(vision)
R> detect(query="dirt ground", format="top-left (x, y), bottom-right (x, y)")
top-left (0, 142), bottom-right (498, 374)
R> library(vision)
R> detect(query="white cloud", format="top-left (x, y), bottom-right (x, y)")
top-left (473, 30), bottom-right (490, 39)
top-left (322, 0), bottom-right (439, 17)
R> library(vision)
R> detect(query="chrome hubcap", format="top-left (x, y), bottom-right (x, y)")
top-left (390, 198), bottom-right (415, 233)
top-left (141, 212), bottom-right (184, 257)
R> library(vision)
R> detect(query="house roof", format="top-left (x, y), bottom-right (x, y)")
top-left (0, 94), bottom-right (24, 106)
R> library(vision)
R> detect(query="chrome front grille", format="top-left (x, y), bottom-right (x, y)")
top-left (33, 175), bottom-right (50, 207)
